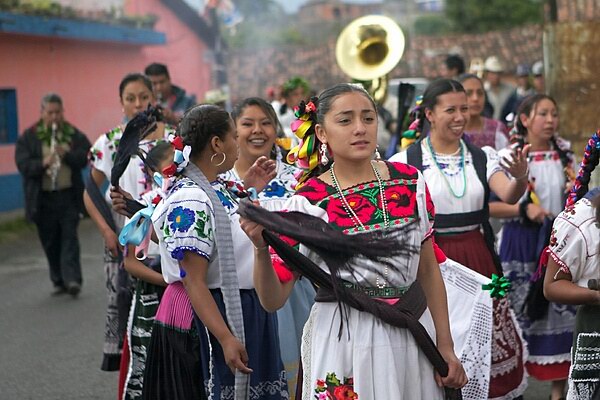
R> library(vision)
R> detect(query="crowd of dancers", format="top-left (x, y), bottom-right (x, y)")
top-left (32, 63), bottom-right (600, 400)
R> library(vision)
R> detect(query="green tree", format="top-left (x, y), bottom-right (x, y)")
top-left (445, 0), bottom-right (543, 33)
top-left (413, 14), bottom-right (453, 36)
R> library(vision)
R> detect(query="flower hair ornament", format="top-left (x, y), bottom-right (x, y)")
top-left (400, 96), bottom-right (423, 149)
top-left (286, 97), bottom-right (321, 188)
top-left (565, 130), bottom-right (600, 208)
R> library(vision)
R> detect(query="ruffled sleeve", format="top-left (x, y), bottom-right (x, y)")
top-left (158, 184), bottom-right (215, 264)
top-left (482, 146), bottom-right (504, 181)
top-left (89, 127), bottom-right (122, 180)
top-left (547, 200), bottom-right (598, 281)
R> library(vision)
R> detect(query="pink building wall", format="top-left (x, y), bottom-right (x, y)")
top-left (0, 0), bottom-right (212, 178)
top-left (125, 0), bottom-right (214, 105)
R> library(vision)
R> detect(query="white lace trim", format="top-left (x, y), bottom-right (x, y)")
top-left (301, 309), bottom-right (316, 400)
top-left (528, 353), bottom-right (572, 365)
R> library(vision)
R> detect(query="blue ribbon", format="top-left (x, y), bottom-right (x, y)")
top-left (118, 205), bottom-right (155, 246)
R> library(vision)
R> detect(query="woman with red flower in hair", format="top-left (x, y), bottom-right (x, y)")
top-left (241, 83), bottom-right (467, 399)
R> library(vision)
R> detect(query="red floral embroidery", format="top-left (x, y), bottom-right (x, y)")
top-left (382, 185), bottom-right (416, 218)
top-left (298, 178), bottom-right (332, 203)
top-left (314, 373), bottom-right (357, 399)
top-left (388, 161), bottom-right (418, 177)
top-left (327, 194), bottom-right (376, 228)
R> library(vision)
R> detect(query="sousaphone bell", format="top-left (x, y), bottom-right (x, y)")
top-left (336, 15), bottom-right (405, 104)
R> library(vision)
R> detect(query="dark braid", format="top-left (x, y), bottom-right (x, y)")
top-left (567, 131), bottom-right (600, 207)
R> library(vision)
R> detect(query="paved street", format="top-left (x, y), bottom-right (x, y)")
top-left (0, 218), bottom-right (117, 400)
top-left (0, 217), bottom-right (554, 399)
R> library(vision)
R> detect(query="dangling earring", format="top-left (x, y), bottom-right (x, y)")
top-left (320, 143), bottom-right (329, 165)
top-left (374, 146), bottom-right (382, 160)
top-left (210, 152), bottom-right (227, 166)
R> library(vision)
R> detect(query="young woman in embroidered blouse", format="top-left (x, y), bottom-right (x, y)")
top-left (544, 133), bottom-right (600, 398)
top-left (491, 94), bottom-right (575, 400)
top-left (222, 97), bottom-right (315, 398)
top-left (458, 74), bottom-right (509, 150)
top-left (389, 78), bottom-right (530, 399)
top-left (150, 104), bottom-right (288, 399)
top-left (241, 83), bottom-right (467, 399)
top-left (84, 73), bottom-right (175, 372)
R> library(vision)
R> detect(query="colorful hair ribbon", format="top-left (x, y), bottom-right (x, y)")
top-left (286, 98), bottom-right (320, 188)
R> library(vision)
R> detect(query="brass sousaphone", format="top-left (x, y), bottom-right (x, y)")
top-left (336, 15), bottom-right (405, 104)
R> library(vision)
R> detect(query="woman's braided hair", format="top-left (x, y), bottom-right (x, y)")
top-left (566, 131), bottom-right (600, 207)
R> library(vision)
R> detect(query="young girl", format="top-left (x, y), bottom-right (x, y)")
top-left (493, 94), bottom-right (575, 400)
top-left (241, 83), bottom-right (467, 399)
top-left (458, 74), bottom-right (509, 151)
top-left (116, 140), bottom-right (172, 400)
top-left (544, 132), bottom-right (600, 399)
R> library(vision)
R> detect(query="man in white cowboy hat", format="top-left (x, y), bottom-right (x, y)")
top-left (483, 56), bottom-right (516, 121)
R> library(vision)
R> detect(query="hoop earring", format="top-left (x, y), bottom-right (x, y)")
top-left (320, 143), bottom-right (329, 165)
top-left (210, 152), bottom-right (227, 167)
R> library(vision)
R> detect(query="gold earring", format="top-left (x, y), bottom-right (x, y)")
top-left (210, 152), bottom-right (227, 166)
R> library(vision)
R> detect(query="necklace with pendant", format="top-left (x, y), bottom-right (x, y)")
top-left (330, 161), bottom-right (390, 287)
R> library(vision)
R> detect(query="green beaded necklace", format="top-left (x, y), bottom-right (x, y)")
top-left (426, 137), bottom-right (467, 198)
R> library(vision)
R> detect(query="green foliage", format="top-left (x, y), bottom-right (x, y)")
top-left (413, 14), bottom-right (453, 36)
top-left (445, 0), bottom-right (543, 33)
top-left (0, 0), bottom-right (157, 29)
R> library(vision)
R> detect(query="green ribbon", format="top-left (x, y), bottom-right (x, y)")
top-left (482, 274), bottom-right (511, 299)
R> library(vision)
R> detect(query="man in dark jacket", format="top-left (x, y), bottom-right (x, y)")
top-left (15, 93), bottom-right (91, 296)
top-left (144, 62), bottom-right (196, 125)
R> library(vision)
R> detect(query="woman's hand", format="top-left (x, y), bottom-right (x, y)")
top-left (435, 345), bottom-right (468, 389)
top-left (244, 156), bottom-right (276, 193)
top-left (109, 186), bottom-right (134, 217)
top-left (239, 215), bottom-right (267, 249)
top-left (102, 228), bottom-right (121, 258)
top-left (526, 203), bottom-right (551, 223)
top-left (501, 144), bottom-right (530, 180)
top-left (220, 335), bottom-right (253, 375)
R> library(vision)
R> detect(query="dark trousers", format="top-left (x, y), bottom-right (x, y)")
top-left (35, 189), bottom-right (82, 287)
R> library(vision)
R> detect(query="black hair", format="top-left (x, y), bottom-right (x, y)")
top-left (178, 104), bottom-right (231, 157)
top-left (144, 63), bottom-right (170, 78)
top-left (457, 73), bottom-right (483, 86)
top-left (294, 83), bottom-right (376, 184)
top-left (41, 92), bottom-right (63, 109)
top-left (418, 79), bottom-right (465, 132)
top-left (143, 141), bottom-right (173, 173)
top-left (119, 73), bottom-right (153, 98)
top-left (316, 83), bottom-right (376, 125)
top-left (514, 94), bottom-right (571, 169)
top-left (445, 54), bottom-right (466, 75)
